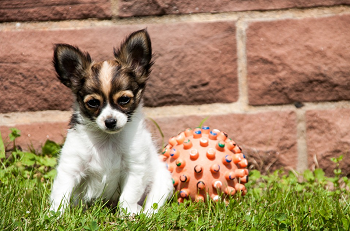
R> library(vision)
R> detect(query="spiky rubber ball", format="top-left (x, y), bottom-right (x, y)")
top-left (160, 126), bottom-right (249, 202)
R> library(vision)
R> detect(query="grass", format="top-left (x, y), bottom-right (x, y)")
top-left (1, 129), bottom-right (350, 230)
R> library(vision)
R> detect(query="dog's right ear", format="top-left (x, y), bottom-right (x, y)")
top-left (53, 44), bottom-right (92, 92)
top-left (114, 29), bottom-right (153, 85)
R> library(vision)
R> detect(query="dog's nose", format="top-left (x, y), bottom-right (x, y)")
top-left (105, 118), bottom-right (117, 129)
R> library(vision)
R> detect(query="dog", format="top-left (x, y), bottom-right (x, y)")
top-left (49, 29), bottom-right (173, 215)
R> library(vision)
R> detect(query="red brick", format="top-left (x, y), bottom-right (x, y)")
top-left (0, 122), bottom-right (68, 152)
top-left (0, 0), bottom-right (112, 22)
top-left (119, 0), bottom-right (350, 17)
top-left (247, 15), bottom-right (350, 106)
top-left (144, 22), bottom-right (238, 107)
top-left (1, 64), bottom-right (72, 113)
top-left (0, 21), bottom-right (238, 113)
top-left (306, 108), bottom-right (350, 176)
top-left (148, 111), bottom-right (298, 172)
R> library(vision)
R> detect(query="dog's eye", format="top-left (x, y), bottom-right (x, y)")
top-left (86, 99), bottom-right (100, 108)
top-left (118, 96), bottom-right (131, 105)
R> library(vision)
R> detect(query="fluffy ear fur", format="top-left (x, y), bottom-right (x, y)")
top-left (113, 29), bottom-right (153, 85)
top-left (53, 44), bottom-right (92, 92)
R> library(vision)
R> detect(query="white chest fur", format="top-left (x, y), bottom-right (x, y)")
top-left (80, 134), bottom-right (125, 201)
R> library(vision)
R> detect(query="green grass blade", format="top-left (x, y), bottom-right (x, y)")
top-left (0, 131), bottom-right (5, 158)
top-left (198, 116), bottom-right (210, 128)
top-left (147, 117), bottom-right (165, 148)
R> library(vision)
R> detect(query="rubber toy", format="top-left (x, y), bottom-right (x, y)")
top-left (160, 126), bottom-right (248, 202)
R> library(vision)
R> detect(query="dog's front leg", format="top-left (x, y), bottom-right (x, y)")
top-left (50, 156), bottom-right (84, 214)
top-left (118, 172), bottom-right (145, 215)
top-left (143, 165), bottom-right (173, 214)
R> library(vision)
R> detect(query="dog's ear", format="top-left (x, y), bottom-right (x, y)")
top-left (53, 44), bottom-right (92, 92)
top-left (114, 29), bottom-right (153, 85)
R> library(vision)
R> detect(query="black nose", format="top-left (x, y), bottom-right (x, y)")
top-left (105, 118), bottom-right (117, 129)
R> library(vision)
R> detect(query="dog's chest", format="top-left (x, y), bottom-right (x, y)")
top-left (88, 139), bottom-right (125, 176)
top-left (83, 139), bottom-right (127, 198)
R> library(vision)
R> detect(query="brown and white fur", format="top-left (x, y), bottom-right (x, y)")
top-left (49, 29), bottom-right (173, 215)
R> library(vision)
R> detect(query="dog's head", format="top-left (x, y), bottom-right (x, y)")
top-left (53, 29), bottom-right (153, 133)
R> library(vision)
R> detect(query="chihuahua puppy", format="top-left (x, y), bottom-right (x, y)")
top-left (50, 29), bottom-right (173, 215)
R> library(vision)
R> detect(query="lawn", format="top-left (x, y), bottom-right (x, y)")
top-left (1, 129), bottom-right (349, 230)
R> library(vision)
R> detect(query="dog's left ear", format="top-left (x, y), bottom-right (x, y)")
top-left (114, 29), bottom-right (153, 85)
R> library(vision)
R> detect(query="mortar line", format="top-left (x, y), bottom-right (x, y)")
top-left (110, 0), bottom-right (119, 18)
top-left (1, 5), bottom-right (350, 31)
top-left (296, 109), bottom-right (308, 172)
top-left (235, 18), bottom-right (249, 112)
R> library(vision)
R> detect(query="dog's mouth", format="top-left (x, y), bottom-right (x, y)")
top-left (104, 127), bottom-right (123, 134)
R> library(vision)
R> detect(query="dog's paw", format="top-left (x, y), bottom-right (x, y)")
top-left (119, 202), bottom-right (139, 216)
top-left (49, 200), bottom-right (68, 218)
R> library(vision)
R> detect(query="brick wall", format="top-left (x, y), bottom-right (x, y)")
top-left (1, 1), bottom-right (350, 175)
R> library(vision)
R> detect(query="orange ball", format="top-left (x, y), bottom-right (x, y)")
top-left (161, 126), bottom-right (249, 202)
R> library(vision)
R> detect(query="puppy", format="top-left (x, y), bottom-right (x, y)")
top-left (50, 29), bottom-right (173, 215)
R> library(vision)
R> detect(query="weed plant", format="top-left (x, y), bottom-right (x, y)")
top-left (0, 129), bottom-right (350, 230)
